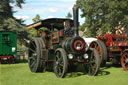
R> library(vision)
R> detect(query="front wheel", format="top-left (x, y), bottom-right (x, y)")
top-left (54, 48), bottom-right (68, 78)
top-left (84, 48), bottom-right (100, 76)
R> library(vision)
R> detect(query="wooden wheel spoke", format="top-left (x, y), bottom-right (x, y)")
top-left (55, 56), bottom-right (59, 61)
top-left (30, 60), bottom-right (36, 68)
top-left (58, 67), bottom-right (62, 76)
top-left (91, 59), bottom-right (95, 63)
top-left (55, 66), bottom-right (59, 74)
top-left (89, 63), bottom-right (96, 73)
top-left (29, 56), bottom-right (35, 60)
top-left (89, 65), bottom-right (95, 74)
top-left (94, 43), bottom-right (97, 49)
top-left (59, 61), bottom-right (64, 67)
top-left (96, 46), bottom-right (101, 56)
top-left (123, 55), bottom-right (126, 59)
top-left (88, 66), bottom-right (92, 74)
top-left (97, 46), bottom-right (100, 51)
top-left (92, 66), bottom-right (96, 72)
top-left (56, 65), bottom-right (62, 76)
top-left (93, 64), bottom-right (97, 68)
top-left (59, 56), bottom-right (63, 62)
top-left (90, 61), bottom-right (96, 67)
top-left (90, 52), bottom-right (94, 60)
top-left (56, 51), bottom-right (61, 60)
top-left (57, 54), bottom-right (63, 67)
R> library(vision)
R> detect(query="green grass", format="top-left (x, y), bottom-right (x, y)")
top-left (0, 63), bottom-right (128, 85)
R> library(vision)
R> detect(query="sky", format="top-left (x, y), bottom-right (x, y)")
top-left (13, 0), bottom-right (85, 25)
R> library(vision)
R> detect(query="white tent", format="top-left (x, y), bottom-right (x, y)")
top-left (83, 37), bottom-right (97, 46)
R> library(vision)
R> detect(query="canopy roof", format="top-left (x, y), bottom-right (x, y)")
top-left (27, 18), bottom-right (74, 30)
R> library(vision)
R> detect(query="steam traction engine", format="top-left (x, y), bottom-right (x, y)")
top-left (89, 29), bottom-right (128, 71)
top-left (27, 5), bottom-right (100, 78)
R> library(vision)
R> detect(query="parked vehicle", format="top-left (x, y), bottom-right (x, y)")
top-left (89, 28), bottom-right (128, 71)
top-left (0, 31), bottom-right (17, 63)
top-left (27, 5), bottom-right (100, 78)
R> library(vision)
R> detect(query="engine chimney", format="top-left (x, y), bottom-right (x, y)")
top-left (73, 5), bottom-right (79, 36)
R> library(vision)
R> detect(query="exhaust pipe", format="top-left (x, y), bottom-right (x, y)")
top-left (73, 5), bottom-right (79, 36)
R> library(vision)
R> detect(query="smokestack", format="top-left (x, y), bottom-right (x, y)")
top-left (73, 5), bottom-right (79, 36)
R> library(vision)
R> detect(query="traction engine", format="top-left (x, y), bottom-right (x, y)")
top-left (27, 5), bottom-right (100, 78)
top-left (89, 28), bottom-right (128, 71)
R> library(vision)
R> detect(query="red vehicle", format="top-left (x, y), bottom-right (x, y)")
top-left (89, 28), bottom-right (128, 71)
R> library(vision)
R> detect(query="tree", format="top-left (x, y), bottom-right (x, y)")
top-left (28, 14), bottom-right (47, 39)
top-left (0, 0), bottom-right (29, 46)
top-left (32, 14), bottom-right (41, 23)
top-left (77, 0), bottom-right (128, 37)
top-left (0, 0), bottom-right (25, 31)
top-left (32, 14), bottom-right (47, 31)
top-left (66, 12), bottom-right (72, 19)
top-left (28, 14), bottom-right (40, 39)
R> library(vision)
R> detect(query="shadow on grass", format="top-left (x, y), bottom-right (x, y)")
top-left (66, 72), bottom-right (85, 78)
top-left (101, 62), bottom-right (122, 70)
top-left (97, 70), bottom-right (110, 76)
top-left (65, 70), bottom-right (110, 78)
top-left (65, 64), bottom-right (113, 78)
top-left (97, 62), bottom-right (122, 76)
top-left (0, 59), bottom-right (28, 64)
top-left (65, 64), bottom-right (110, 78)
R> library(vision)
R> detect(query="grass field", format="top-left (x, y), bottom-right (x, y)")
top-left (0, 63), bottom-right (128, 85)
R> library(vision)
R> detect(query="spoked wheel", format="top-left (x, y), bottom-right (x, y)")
top-left (121, 51), bottom-right (128, 71)
top-left (54, 48), bottom-right (68, 78)
top-left (85, 48), bottom-right (100, 76)
top-left (98, 41), bottom-right (107, 66)
top-left (28, 38), bottom-right (46, 72)
top-left (89, 40), bottom-right (107, 66)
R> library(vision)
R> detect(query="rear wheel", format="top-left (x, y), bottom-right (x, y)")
top-left (85, 48), bottom-right (100, 76)
top-left (28, 38), bottom-right (46, 72)
top-left (54, 48), bottom-right (68, 78)
top-left (121, 51), bottom-right (128, 71)
top-left (98, 41), bottom-right (107, 66)
top-left (89, 40), bottom-right (107, 66)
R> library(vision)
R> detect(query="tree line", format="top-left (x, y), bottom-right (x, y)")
top-left (0, 0), bottom-right (128, 38)
top-left (77, 0), bottom-right (128, 37)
